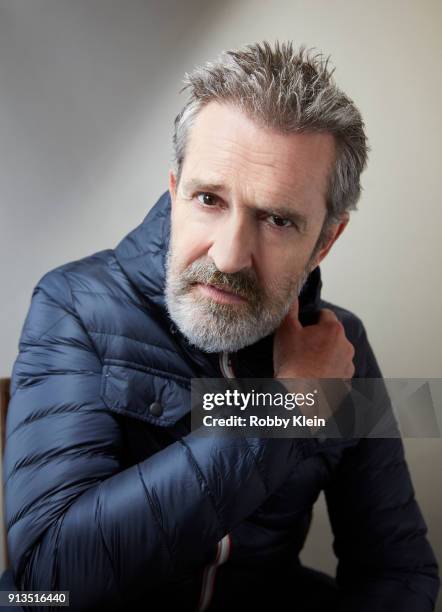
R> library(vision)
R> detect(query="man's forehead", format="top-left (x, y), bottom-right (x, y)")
top-left (181, 102), bottom-right (336, 211)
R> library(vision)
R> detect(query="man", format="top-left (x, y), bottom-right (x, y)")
top-left (4, 42), bottom-right (439, 611)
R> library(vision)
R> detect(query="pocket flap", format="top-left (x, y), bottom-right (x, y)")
top-left (100, 360), bottom-right (191, 427)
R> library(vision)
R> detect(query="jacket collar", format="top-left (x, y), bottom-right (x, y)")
top-left (115, 190), bottom-right (171, 312)
top-left (115, 191), bottom-right (323, 374)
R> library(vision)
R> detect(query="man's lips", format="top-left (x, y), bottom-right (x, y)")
top-left (194, 282), bottom-right (248, 304)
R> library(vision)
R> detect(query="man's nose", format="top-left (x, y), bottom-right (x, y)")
top-left (207, 212), bottom-right (255, 274)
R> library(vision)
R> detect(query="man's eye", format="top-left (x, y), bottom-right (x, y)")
top-left (268, 215), bottom-right (293, 228)
top-left (196, 193), bottom-right (218, 206)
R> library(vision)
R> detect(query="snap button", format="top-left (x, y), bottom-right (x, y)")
top-left (149, 401), bottom-right (163, 417)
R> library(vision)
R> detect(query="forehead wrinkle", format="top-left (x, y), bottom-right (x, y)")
top-left (182, 139), bottom-right (318, 214)
top-left (188, 135), bottom-right (329, 207)
top-left (183, 163), bottom-right (316, 218)
top-left (185, 146), bottom-right (302, 201)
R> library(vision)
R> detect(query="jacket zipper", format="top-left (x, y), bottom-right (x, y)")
top-left (196, 351), bottom-right (235, 611)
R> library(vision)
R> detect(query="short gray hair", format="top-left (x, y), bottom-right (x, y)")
top-left (173, 41), bottom-right (369, 224)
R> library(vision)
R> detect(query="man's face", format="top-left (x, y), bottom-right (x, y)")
top-left (165, 101), bottom-right (344, 353)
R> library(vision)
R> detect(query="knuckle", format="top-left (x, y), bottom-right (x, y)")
top-left (347, 342), bottom-right (356, 357)
top-left (330, 319), bottom-right (344, 334)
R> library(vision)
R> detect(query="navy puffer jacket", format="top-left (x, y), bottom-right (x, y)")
top-left (4, 192), bottom-right (439, 611)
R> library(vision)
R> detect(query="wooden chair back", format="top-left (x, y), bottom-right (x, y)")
top-left (0, 378), bottom-right (11, 568)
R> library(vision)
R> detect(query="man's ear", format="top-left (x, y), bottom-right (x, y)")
top-left (168, 169), bottom-right (177, 205)
top-left (311, 213), bottom-right (349, 268)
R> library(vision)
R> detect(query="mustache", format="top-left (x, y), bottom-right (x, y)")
top-left (180, 260), bottom-right (261, 302)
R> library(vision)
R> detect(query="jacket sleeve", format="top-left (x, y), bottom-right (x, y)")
top-left (324, 323), bottom-right (440, 611)
top-left (4, 269), bottom-right (316, 610)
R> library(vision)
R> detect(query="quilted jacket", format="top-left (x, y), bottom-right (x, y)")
top-left (4, 191), bottom-right (439, 611)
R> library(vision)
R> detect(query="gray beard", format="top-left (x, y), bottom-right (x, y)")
top-left (164, 249), bottom-right (309, 353)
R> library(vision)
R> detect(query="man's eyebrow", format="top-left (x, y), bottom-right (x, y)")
top-left (181, 178), bottom-right (309, 231)
top-left (181, 178), bottom-right (225, 194)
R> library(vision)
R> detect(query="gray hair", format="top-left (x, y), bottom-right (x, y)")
top-left (173, 41), bottom-right (369, 225)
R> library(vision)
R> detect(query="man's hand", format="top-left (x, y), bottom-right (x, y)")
top-left (273, 298), bottom-right (355, 379)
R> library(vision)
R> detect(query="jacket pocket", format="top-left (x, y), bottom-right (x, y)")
top-left (100, 359), bottom-right (191, 426)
